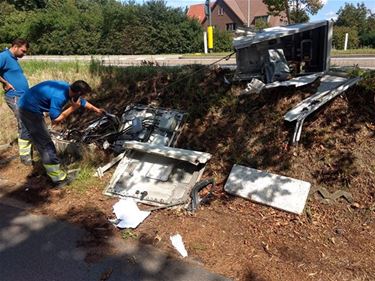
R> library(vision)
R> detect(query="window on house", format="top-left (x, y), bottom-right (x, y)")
top-left (255, 15), bottom-right (270, 23)
top-left (218, 7), bottom-right (224, 16)
top-left (226, 23), bottom-right (237, 31)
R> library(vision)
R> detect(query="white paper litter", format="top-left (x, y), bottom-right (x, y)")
top-left (170, 234), bottom-right (188, 257)
top-left (113, 198), bottom-right (150, 228)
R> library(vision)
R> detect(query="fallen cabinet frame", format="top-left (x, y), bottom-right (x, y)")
top-left (284, 74), bottom-right (361, 144)
top-left (233, 20), bottom-right (333, 82)
top-left (104, 141), bottom-right (212, 207)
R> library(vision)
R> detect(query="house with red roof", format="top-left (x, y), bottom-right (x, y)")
top-left (187, 0), bottom-right (285, 31)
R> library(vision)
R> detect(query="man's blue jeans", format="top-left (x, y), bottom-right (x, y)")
top-left (4, 94), bottom-right (30, 140)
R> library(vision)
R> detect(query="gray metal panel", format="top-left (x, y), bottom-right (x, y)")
top-left (233, 20), bottom-right (329, 50)
top-left (264, 72), bottom-right (323, 89)
top-left (224, 164), bottom-right (310, 215)
top-left (325, 20), bottom-right (333, 72)
top-left (104, 148), bottom-right (208, 206)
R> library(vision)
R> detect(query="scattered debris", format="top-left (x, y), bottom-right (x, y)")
top-left (112, 198), bottom-right (150, 228)
top-left (188, 178), bottom-right (215, 212)
top-left (95, 152), bottom-right (125, 178)
top-left (243, 78), bottom-right (265, 94)
top-left (54, 104), bottom-right (186, 154)
top-left (310, 186), bottom-right (353, 204)
top-left (170, 234), bottom-right (188, 257)
top-left (224, 164), bottom-right (311, 215)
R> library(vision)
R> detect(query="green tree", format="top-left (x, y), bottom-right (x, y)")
top-left (289, 7), bottom-right (309, 23)
top-left (1, 0), bottom-right (205, 55)
top-left (332, 26), bottom-right (359, 49)
top-left (27, 0), bottom-right (102, 54)
top-left (1, 0), bottom-right (46, 10)
top-left (213, 29), bottom-right (233, 52)
top-left (262, 0), bottom-right (324, 23)
top-left (335, 2), bottom-right (370, 35)
top-left (255, 18), bottom-right (270, 30)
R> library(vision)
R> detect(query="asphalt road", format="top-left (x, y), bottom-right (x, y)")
top-left (23, 54), bottom-right (375, 69)
top-left (0, 193), bottom-right (230, 281)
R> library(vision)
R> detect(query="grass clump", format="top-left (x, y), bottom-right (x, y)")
top-left (121, 230), bottom-right (138, 240)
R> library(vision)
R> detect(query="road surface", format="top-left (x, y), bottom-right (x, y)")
top-left (23, 54), bottom-right (375, 69)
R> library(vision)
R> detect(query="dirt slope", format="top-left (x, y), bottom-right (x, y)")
top-left (0, 66), bottom-right (374, 281)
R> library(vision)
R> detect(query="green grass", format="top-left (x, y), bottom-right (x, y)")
top-left (20, 60), bottom-right (100, 88)
top-left (121, 230), bottom-right (138, 240)
top-left (332, 48), bottom-right (375, 56)
top-left (181, 52), bottom-right (232, 58)
top-left (67, 165), bottom-right (97, 193)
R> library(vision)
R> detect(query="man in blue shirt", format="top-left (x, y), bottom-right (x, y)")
top-left (0, 38), bottom-right (31, 165)
top-left (19, 80), bottom-right (104, 188)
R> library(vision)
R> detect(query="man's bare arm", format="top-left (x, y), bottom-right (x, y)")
top-left (85, 101), bottom-right (105, 115)
top-left (52, 98), bottom-right (81, 124)
top-left (0, 76), bottom-right (14, 91)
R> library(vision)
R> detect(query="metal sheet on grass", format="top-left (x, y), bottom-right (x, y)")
top-left (224, 164), bottom-right (310, 214)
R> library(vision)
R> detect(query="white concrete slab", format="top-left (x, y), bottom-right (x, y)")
top-left (224, 165), bottom-right (311, 214)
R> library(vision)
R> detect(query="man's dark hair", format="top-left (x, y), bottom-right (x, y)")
top-left (11, 38), bottom-right (29, 48)
top-left (70, 80), bottom-right (92, 95)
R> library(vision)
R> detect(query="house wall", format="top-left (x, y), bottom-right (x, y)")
top-left (203, 0), bottom-right (242, 31)
top-left (201, 0), bottom-right (284, 31)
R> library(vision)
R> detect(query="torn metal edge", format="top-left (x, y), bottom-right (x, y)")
top-left (285, 76), bottom-right (361, 122)
top-left (122, 141), bottom-right (212, 165)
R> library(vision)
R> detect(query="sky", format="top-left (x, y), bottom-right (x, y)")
top-left (134, 0), bottom-right (375, 21)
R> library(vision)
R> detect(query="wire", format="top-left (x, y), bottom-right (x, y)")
top-left (156, 51), bottom-right (236, 95)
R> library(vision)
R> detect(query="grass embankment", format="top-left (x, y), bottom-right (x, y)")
top-left (332, 48), bottom-right (375, 56)
top-left (0, 61), bottom-right (100, 145)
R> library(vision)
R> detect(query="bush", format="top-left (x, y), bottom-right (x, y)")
top-left (333, 26), bottom-right (359, 49)
top-left (0, 0), bottom-right (204, 55)
top-left (0, 43), bottom-right (9, 51)
top-left (360, 32), bottom-right (375, 48)
top-left (213, 28), bottom-right (233, 52)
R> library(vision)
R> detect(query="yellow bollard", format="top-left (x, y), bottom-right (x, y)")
top-left (207, 26), bottom-right (213, 50)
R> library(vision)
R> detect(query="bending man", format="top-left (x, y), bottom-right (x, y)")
top-left (0, 38), bottom-right (31, 164)
top-left (18, 80), bottom-right (104, 188)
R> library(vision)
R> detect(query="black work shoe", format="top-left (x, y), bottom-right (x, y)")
top-left (52, 174), bottom-right (76, 189)
top-left (20, 156), bottom-right (33, 166)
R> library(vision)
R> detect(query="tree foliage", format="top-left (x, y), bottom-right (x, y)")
top-left (335, 2), bottom-right (370, 35)
top-left (332, 26), bottom-right (359, 49)
top-left (334, 2), bottom-right (375, 48)
top-left (1, 0), bottom-right (46, 11)
top-left (0, 0), bottom-right (212, 55)
top-left (262, 0), bottom-right (324, 23)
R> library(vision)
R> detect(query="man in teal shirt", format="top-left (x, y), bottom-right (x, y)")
top-left (0, 38), bottom-right (31, 165)
top-left (19, 80), bottom-right (104, 188)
